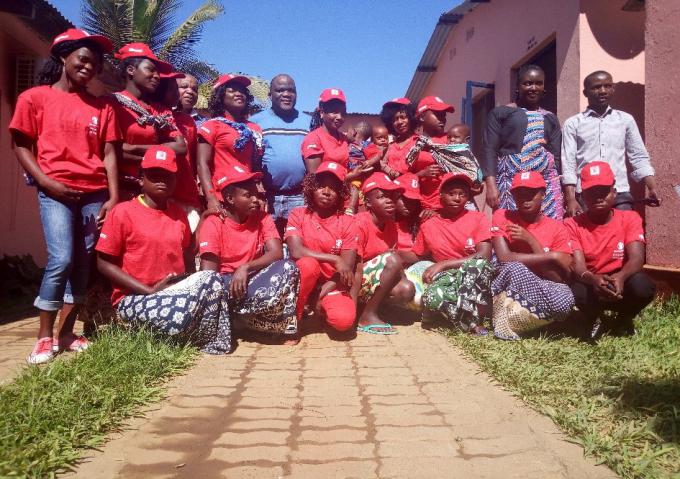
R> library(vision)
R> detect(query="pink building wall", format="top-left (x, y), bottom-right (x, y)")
top-left (418, 0), bottom-right (645, 125)
top-left (644, 0), bottom-right (680, 272)
top-left (0, 15), bottom-right (52, 266)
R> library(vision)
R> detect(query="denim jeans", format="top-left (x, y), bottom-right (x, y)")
top-left (267, 193), bottom-right (305, 221)
top-left (35, 189), bottom-right (108, 311)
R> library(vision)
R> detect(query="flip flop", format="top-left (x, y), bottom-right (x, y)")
top-left (357, 324), bottom-right (397, 335)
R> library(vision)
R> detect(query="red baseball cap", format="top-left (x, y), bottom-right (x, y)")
top-left (141, 146), bottom-right (177, 173)
top-left (362, 172), bottom-right (405, 195)
top-left (160, 71), bottom-right (185, 79)
top-left (417, 96), bottom-right (454, 115)
top-left (319, 88), bottom-right (346, 103)
top-left (439, 172), bottom-right (474, 193)
top-left (382, 97), bottom-right (411, 109)
top-left (115, 43), bottom-right (173, 74)
top-left (393, 173), bottom-right (421, 201)
top-left (215, 164), bottom-right (262, 189)
top-left (51, 28), bottom-right (113, 54)
top-left (510, 171), bottom-right (546, 191)
top-left (213, 73), bottom-right (251, 90)
top-left (315, 161), bottom-right (347, 181)
top-left (580, 161), bottom-right (615, 190)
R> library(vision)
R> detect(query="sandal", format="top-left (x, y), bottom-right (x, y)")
top-left (357, 324), bottom-right (397, 335)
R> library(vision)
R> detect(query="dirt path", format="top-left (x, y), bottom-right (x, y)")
top-left (61, 323), bottom-right (616, 479)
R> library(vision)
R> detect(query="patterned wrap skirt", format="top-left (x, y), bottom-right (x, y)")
top-left (359, 252), bottom-right (393, 302)
top-left (117, 270), bottom-right (233, 354)
top-left (222, 259), bottom-right (300, 335)
top-left (491, 262), bottom-right (575, 340)
top-left (402, 260), bottom-right (434, 311)
top-left (422, 258), bottom-right (493, 331)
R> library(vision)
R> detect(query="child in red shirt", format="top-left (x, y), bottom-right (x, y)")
top-left (490, 171), bottom-right (574, 340)
top-left (380, 98), bottom-right (418, 178)
top-left (97, 146), bottom-right (232, 354)
top-left (401, 173), bottom-right (493, 335)
top-left (354, 173), bottom-right (415, 334)
top-left (284, 161), bottom-right (360, 333)
top-left (198, 165), bottom-right (301, 342)
top-left (9, 29), bottom-right (120, 364)
top-left (111, 43), bottom-right (186, 199)
top-left (565, 161), bottom-right (655, 337)
top-left (197, 74), bottom-right (263, 215)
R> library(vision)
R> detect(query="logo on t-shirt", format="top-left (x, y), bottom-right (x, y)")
top-left (331, 238), bottom-right (343, 255)
top-left (464, 238), bottom-right (475, 254)
top-left (543, 247), bottom-right (550, 252)
top-left (613, 240), bottom-right (625, 259)
top-left (87, 116), bottom-right (99, 136)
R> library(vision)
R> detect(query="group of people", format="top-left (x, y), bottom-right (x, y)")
top-left (10, 29), bottom-right (658, 364)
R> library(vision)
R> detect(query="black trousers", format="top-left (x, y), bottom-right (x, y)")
top-left (571, 271), bottom-right (656, 324)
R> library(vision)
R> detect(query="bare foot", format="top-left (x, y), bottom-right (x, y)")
top-left (357, 310), bottom-right (394, 331)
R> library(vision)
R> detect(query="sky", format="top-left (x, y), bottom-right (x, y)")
top-left (49, 0), bottom-right (461, 113)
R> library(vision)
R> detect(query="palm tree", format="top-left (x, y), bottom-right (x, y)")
top-left (81, 0), bottom-right (223, 83)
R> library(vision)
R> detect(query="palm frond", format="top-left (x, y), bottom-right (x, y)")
top-left (82, 0), bottom-right (134, 51)
top-left (159, 0), bottom-right (223, 61)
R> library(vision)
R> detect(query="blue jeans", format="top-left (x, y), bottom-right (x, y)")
top-left (267, 193), bottom-right (305, 221)
top-left (35, 189), bottom-right (108, 311)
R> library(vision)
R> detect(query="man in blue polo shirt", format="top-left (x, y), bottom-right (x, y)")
top-left (252, 74), bottom-right (309, 235)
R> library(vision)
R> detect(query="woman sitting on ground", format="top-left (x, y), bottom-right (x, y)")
top-left (198, 165), bottom-right (301, 341)
top-left (97, 146), bottom-right (232, 354)
top-left (197, 74), bottom-right (263, 216)
top-left (490, 171), bottom-right (575, 340)
top-left (401, 173), bottom-right (493, 335)
top-left (565, 161), bottom-right (655, 338)
top-left (284, 161), bottom-right (359, 333)
top-left (353, 173), bottom-right (415, 334)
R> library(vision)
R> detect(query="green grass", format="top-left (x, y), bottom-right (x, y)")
top-left (445, 298), bottom-right (680, 479)
top-left (0, 326), bottom-right (197, 478)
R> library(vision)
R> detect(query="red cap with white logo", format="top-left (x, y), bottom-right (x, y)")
top-left (51, 28), bottom-right (113, 54)
top-left (115, 43), bottom-right (173, 74)
top-left (315, 161), bottom-right (347, 181)
top-left (439, 172), bottom-right (474, 193)
top-left (141, 146), bottom-right (177, 172)
top-left (319, 88), bottom-right (346, 103)
top-left (215, 164), bottom-right (262, 188)
top-left (382, 97), bottom-right (411, 109)
top-left (393, 173), bottom-right (422, 201)
top-left (416, 95), bottom-right (455, 114)
top-left (213, 73), bottom-right (251, 90)
top-left (362, 172), bottom-right (405, 195)
top-left (580, 161), bottom-right (615, 190)
top-left (510, 171), bottom-right (546, 190)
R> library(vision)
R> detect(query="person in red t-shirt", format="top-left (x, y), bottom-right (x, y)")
top-left (198, 165), bottom-right (301, 343)
top-left (490, 171), bottom-right (575, 340)
top-left (155, 72), bottom-right (202, 233)
top-left (401, 173), bottom-right (493, 335)
top-left (97, 146), bottom-right (232, 354)
top-left (284, 161), bottom-right (360, 333)
top-left (380, 98), bottom-right (418, 178)
top-left (354, 173), bottom-right (415, 334)
top-left (565, 161), bottom-right (655, 337)
top-left (198, 74), bottom-right (264, 215)
top-left (111, 43), bottom-right (186, 199)
top-left (9, 29), bottom-right (120, 364)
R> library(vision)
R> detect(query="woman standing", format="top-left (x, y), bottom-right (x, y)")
top-left (197, 74), bottom-right (263, 216)
top-left (111, 43), bottom-right (186, 200)
top-left (482, 64), bottom-right (563, 220)
top-left (9, 29), bottom-right (120, 363)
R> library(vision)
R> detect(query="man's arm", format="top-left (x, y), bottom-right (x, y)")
top-left (561, 117), bottom-right (581, 217)
top-left (624, 115), bottom-right (657, 200)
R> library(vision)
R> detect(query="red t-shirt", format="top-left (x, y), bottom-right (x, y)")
top-left (396, 219), bottom-right (416, 251)
top-left (96, 198), bottom-right (191, 305)
top-left (413, 211), bottom-right (491, 262)
top-left (411, 135), bottom-right (448, 209)
top-left (301, 127), bottom-right (349, 167)
top-left (284, 207), bottom-right (359, 279)
top-left (198, 117), bottom-right (263, 192)
top-left (385, 135), bottom-right (418, 175)
top-left (172, 112), bottom-right (200, 207)
top-left (355, 211), bottom-right (398, 261)
top-left (198, 211), bottom-right (280, 273)
top-left (9, 85), bottom-right (121, 192)
top-left (111, 90), bottom-right (180, 177)
top-left (565, 210), bottom-right (645, 274)
top-left (363, 143), bottom-right (384, 162)
top-left (491, 209), bottom-right (572, 254)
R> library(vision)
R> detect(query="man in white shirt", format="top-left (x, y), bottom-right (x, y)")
top-left (562, 70), bottom-right (659, 216)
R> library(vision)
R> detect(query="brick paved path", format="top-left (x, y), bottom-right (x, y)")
top-left (51, 321), bottom-right (615, 479)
